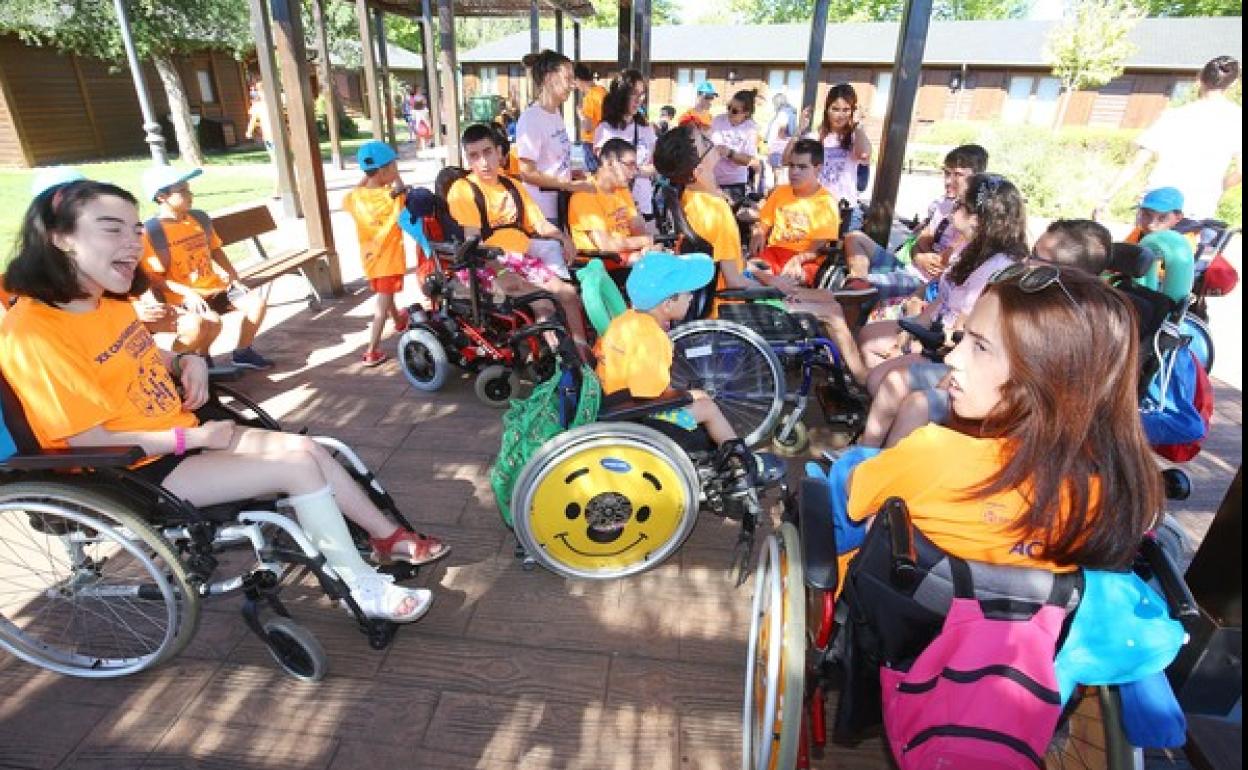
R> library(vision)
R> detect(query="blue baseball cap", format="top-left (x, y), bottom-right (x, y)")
top-left (30, 166), bottom-right (86, 198)
top-left (1139, 187), bottom-right (1184, 213)
top-left (142, 165), bottom-right (203, 202)
top-left (696, 81), bottom-right (718, 97)
top-left (357, 140), bottom-right (398, 172)
top-left (626, 251), bottom-right (714, 311)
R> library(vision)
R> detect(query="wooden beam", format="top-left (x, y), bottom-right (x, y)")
top-left (374, 9), bottom-right (397, 146)
top-left (800, 0), bottom-right (830, 134)
top-left (311, 0), bottom-right (343, 170)
top-left (530, 0), bottom-right (540, 54)
top-left (437, 0), bottom-right (461, 164)
top-left (419, 0), bottom-right (444, 148)
top-left (269, 0), bottom-right (342, 295)
top-left (617, 0), bottom-right (632, 73)
top-left (249, 0), bottom-right (300, 218)
top-left (356, 0), bottom-right (384, 139)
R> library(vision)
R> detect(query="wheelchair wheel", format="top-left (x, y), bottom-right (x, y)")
top-left (474, 364), bottom-right (520, 408)
top-left (669, 320), bottom-right (785, 448)
top-left (0, 482), bottom-right (200, 678)
top-left (1045, 686), bottom-right (1142, 770)
top-left (742, 522), bottom-right (805, 770)
top-left (511, 423), bottom-right (700, 580)
top-left (771, 420), bottom-right (809, 457)
top-left (207, 384), bottom-right (282, 430)
top-left (399, 328), bottom-right (449, 392)
top-left (1179, 313), bottom-right (1214, 373)
top-left (263, 617), bottom-right (328, 683)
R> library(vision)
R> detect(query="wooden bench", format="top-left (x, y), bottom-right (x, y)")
top-left (211, 204), bottom-right (328, 307)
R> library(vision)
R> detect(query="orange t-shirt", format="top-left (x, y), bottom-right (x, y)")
top-left (847, 424), bottom-right (1088, 572)
top-left (580, 85), bottom-right (607, 143)
top-left (140, 214), bottom-right (229, 304)
top-left (568, 184), bottom-right (638, 253)
top-left (0, 297), bottom-right (197, 456)
top-left (446, 173), bottom-right (549, 255)
top-left (759, 185), bottom-right (840, 254)
top-left (595, 309), bottom-right (672, 397)
top-left (682, 188), bottom-right (742, 293)
top-left (342, 184), bottom-right (407, 280)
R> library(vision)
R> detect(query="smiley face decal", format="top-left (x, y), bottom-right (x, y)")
top-left (526, 443), bottom-right (694, 574)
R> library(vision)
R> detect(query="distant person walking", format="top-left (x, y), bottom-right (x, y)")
top-left (1097, 56), bottom-right (1242, 221)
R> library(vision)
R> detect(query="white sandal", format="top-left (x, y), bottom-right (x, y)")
top-left (348, 574), bottom-right (432, 623)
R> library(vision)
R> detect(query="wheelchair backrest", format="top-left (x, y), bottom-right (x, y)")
top-left (1109, 242), bottom-right (1159, 280)
top-left (657, 184), bottom-right (713, 256)
top-left (0, 368), bottom-right (40, 461)
top-left (574, 258), bottom-right (627, 337)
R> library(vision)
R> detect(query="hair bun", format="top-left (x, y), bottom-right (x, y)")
top-left (521, 53), bottom-right (539, 68)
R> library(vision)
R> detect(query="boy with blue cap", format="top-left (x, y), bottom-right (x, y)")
top-left (1126, 187), bottom-right (1197, 303)
top-left (678, 82), bottom-right (717, 130)
top-left (597, 251), bottom-right (754, 472)
top-left (140, 165), bottom-right (273, 370)
top-left (343, 140), bottom-right (411, 366)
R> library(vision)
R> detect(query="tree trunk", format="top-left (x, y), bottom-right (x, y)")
top-left (1053, 86), bottom-right (1073, 132)
top-left (152, 54), bottom-right (204, 166)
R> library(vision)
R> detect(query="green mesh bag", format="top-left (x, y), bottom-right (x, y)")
top-left (489, 365), bottom-right (602, 528)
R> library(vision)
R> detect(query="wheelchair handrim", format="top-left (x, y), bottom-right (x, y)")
top-left (511, 423), bottom-right (700, 580)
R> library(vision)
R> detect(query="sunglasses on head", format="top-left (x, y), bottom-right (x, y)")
top-left (991, 263), bottom-right (1078, 309)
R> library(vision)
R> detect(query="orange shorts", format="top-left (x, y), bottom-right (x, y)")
top-left (759, 246), bottom-right (821, 286)
top-left (369, 275), bottom-right (404, 294)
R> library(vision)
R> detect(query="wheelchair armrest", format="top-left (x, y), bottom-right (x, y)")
top-left (576, 249), bottom-right (628, 263)
top-left (1138, 535), bottom-right (1200, 623)
top-left (898, 318), bottom-right (945, 352)
top-left (718, 287), bottom-right (786, 302)
top-left (799, 476), bottom-right (840, 591)
top-left (1, 445), bottom-right (145, 471)
top-left (207, 366), bottom-right (243, 383)
top-left (598, 389), bottom-right (693, 422)
top-left (882, 497), bottom-right (920, 590)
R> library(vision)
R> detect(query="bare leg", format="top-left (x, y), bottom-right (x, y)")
top-left (235, 285), bottom-right (270, 349)
top-left (859, 364), bottom-right (914, 448)
top-left (843, 231), bottom-right (877, 279)
top-left (788, 299), bottom-right (868, 384)
top-left (687, 389), bottom-right (737, 445)
top-left (368, 291), bottom-right (396, 355)
top-left (173, 311), bottom-right (223, 356)
top-left (885, 391), bottom-right (936, 448)
top-left (857, 319), bottom-right (903, 370)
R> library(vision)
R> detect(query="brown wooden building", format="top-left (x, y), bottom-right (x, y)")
top-left (459, 17), bottom-right (1242, 139)
top-left (0, 34), bottom-right (251, 168)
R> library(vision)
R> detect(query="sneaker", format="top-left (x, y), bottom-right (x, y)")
top-left (231, 346), bottom-right (275, 370)
top-left (362, 350), bottom-right (389, 367)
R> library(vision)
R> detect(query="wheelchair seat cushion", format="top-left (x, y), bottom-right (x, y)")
top-left (716, 302), bottom-right (813, 343)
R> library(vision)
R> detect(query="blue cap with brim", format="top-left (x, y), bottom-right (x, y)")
top-left (1053, 569), bottom-right (1186, 705)
top-left (1139, 186), bottom-right (1184, 213)
top-left (626, 251), bottom-right (714, 311)
top-left (696, 81), bottom-right (718, 97)
top-left (357, 140), bottom-right (398, 172)
top-left (31, 167), bottom-right (86, 198)
top-left (142, 165), bottom-right (203, 202)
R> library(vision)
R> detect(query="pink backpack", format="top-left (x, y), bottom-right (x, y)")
top-left (881, 558), bottom-right (1077, 769)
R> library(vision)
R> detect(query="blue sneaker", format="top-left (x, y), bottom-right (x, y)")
top-left (231, 346), bottom-right (274, 370)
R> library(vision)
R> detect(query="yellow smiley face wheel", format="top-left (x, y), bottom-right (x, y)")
top-left (511, 423), bottom-right (701, 580)
top-left (742, 522), bottom-right (805, 770)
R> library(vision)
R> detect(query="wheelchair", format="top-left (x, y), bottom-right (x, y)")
top-left (498, 326), bottom-right (788, 583)
top-left (743, 467), bottom-right (1198, 770)
top-left (0, 370), bottom-right (426, 682)
top-left (654, 183), bottom-right (874, 454)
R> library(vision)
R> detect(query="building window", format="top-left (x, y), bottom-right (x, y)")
top-left (1002, 75), bottom-right (1063, 126)
top-left (767, 68), bottom-right (803, 109)
top-left (196, 69), bottom-right (216, 104)
top-left (480, 66), bottom-right (499, 96)
top-left (1002, 75), bottom-right (1034, 124)
top-left (676, 67), bottom-right (707, 108)
top-left (1029, 77), bottom-right (1062, 126)
top-left (871, 71), bottom-right (893, 118)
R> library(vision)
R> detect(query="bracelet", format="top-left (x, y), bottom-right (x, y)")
top-left (173, 427), bottom-right (187, 456)
top-left (170, 352), bottom-right (191, 379)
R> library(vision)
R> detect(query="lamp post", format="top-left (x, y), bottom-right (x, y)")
top-left (112, 0), bottom-right (167, 165)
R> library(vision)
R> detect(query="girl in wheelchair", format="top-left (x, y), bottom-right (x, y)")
top-left (1, 180), bottom-right (448, 623)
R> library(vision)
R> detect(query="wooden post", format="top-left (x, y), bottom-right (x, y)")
top-left (249, 0), bottom-right (300, 218)
top-left (437, 0), bottom-right (461, 165)
top-left (530, 0), bottom-right (540, 54)
top-left (420, 0), bottom-right (443, 149)
top-left (269, 0), bottom-right (342, 295)
top-left (800, 0), bottom-right (830, 134)
top-left (617, 0), bottom-right (633, 73)
top-left (310, 0), bottom-right (342, 170)
top-left (374, 9), bottom-right (397, 147)
top-left (637, 0), bottom-right (652, 87)
top-left (355, 0), bottom-right (384, 140)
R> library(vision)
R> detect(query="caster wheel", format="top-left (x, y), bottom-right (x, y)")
top-left (263, 617), bottom-right (328, 682)
top-left (475, 364), bottom-right (520, 407)
top-left (771, 421), bottom-right (810, 457)
top-left (399, 328), bottom-right (449, 391)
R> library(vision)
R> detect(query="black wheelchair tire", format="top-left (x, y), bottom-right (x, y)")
top-left (399, 327), bottom-right (450, 392)
top-left (263, 617), bottom-right (329, 683)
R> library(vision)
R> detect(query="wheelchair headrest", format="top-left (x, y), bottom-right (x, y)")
top-left (1108, 242), bottom-right (1159, 279)
top-left (575, 258), bottom-right (627, 337)
top-left (658, 185), bottom-right (713, 255)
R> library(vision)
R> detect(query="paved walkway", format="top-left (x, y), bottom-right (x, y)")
top-left (0, 163), bottom-right (1240, 768)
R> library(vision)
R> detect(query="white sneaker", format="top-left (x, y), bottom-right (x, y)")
top-left (348, 574), bottom-right (432, 623)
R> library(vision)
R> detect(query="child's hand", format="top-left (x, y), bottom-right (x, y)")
top-left (781, 255), bottom-right (808, 281)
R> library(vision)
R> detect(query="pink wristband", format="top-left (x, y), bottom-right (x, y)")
top-left (173, 427), bottom-right (187, 456)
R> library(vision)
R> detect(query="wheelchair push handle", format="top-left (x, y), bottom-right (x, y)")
top-left (882, 497), bottom-right (920, 590)
top-left (1139, 536), bottom-right (1200, 624)
top-left (450, 237), bottom-right (504, 271)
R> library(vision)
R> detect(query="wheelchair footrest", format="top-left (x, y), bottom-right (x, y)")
top-left (816, 384), bottom-right (866, 428)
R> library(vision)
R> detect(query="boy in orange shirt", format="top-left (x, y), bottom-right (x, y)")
top-left (567, 137), bottom-right (654, 263)
top-left (342, 141), bottom-right (412, 366)
top-left (749, 137), bottom-right (840, 285)
top-left (575, 64), bottom-right (607, 144)
top-left (140, 166), bottom-right (273, 370)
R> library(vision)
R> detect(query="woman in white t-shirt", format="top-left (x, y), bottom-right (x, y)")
top-left (710, 89), bottom-right (761, 206)
top-left (791, 83), bottom-right (872, 231)
top-left (593, 69), bottom-right (659, 222)
top-left (1097, 56), bottom-right (1242, 221)
top-left (515, 49), bottom-right (593, 225)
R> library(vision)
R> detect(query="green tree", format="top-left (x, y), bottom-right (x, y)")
top-left (0, 0), bottom-right (255, 166)
top-left (728, 0), bottom-right (1027, 23)
top-left (1044, 0), bottom-right (1144, 129)
top-left (1140, 0), bottom-right (1241, 14)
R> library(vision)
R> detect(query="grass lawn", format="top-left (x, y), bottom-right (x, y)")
top-left (0, 134), bottom-right (374, 263)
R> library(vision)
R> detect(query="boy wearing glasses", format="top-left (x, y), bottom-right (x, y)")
top-left (749, 138), bottom-right (840, 284)
top-left (567, 138), bottom-right (654, 263)
top-left (841, 144), bottom-right (988, 301)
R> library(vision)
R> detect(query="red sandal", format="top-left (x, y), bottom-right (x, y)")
top-left (369, 527), bottom-right (450, 566)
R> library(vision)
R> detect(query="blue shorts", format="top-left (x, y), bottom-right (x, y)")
top-left (650, 407), bottom-right (698, 431)
top-left (919, 388), bottom-right (951, 425)
top-left (908, 361), bottom-right (949, 390)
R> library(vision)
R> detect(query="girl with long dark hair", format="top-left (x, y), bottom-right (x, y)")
top-left (594, 69), bottom-right (659, 223)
